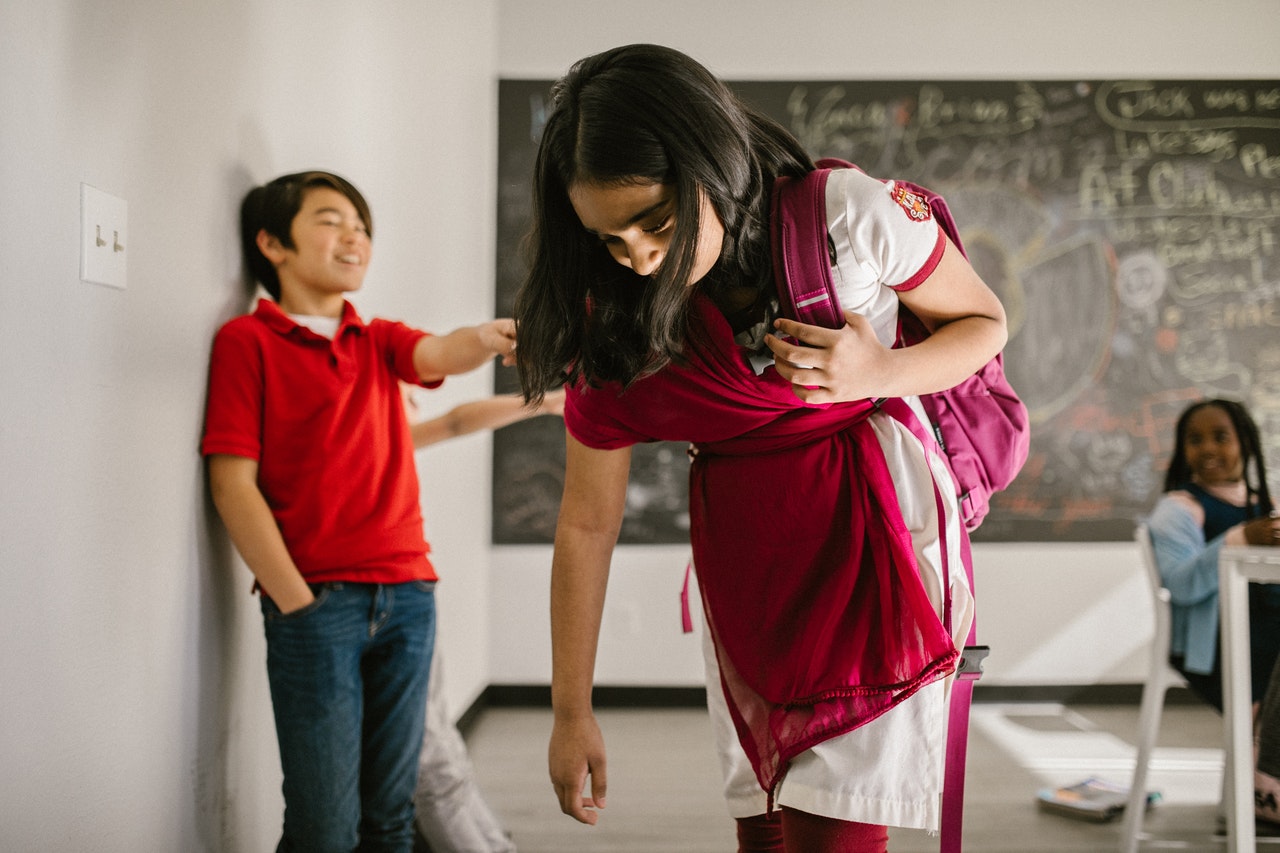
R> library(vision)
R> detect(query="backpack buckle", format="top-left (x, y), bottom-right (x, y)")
top-left (956, 645), bottom-right (989, 681)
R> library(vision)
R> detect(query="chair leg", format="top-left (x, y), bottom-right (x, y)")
top-left (1120, 675), bottom-right (1170, 853)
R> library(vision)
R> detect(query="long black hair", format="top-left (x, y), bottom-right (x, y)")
top-left (513, 43), bottom-right (813, 400)
top-left (1163, 398), bottom-right (1273, 515)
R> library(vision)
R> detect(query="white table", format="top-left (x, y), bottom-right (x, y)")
top-left (1220, 545), bottom-right (1280, 852)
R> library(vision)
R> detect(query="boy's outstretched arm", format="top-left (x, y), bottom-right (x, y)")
top-left (410, 389), bottom-right (566, 449)
top-left (413, 319), bottom-right (517, 384)
top-left (207, 454), bottom-right (315, 614)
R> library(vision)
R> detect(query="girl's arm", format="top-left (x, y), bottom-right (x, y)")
top-left (413, 319), bottom-right (517, 383)
top-left (547, 434), bottom-right (632, 826)
top-left (1148, 492), bottom-right (1223, 606)
top-left (410, 389), bottom-right (566, 449)
top-left (207, 454), bottom-right (315, 613)
top-left (767, 238), bottom-right (1008, 404)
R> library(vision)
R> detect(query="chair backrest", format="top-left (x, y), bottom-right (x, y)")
top-left (1122, 522), bottom-right (1189, 853)
top-left (1134, 523), bottom-right (1174, 661)
top-left (1134, 523), bottom-right (1164, 593)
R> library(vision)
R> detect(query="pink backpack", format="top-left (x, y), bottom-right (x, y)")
top-left (770, 158), bottom-right (1030, 532)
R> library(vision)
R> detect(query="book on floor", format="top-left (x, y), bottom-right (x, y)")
top-left (1035, 777), bottom-right (1161, 822)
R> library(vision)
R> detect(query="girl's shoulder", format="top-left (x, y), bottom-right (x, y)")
top-left (824, 167), bottom-right (942, 245)
top-left (823, 166), bottom-right (936, 216)
top-left (1163, 488), bottom-right (1201, 508)
top-left (1155, 489), bottom-right (1207, 526)
top-left (823, 165), bottom-right (885, 204)
top-left (822, 166), bottom-right (945, 295)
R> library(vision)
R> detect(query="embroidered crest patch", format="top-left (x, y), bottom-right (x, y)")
top-left (890, 183), bottom-right (933, 223)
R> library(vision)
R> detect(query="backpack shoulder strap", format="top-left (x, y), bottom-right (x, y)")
top-left (770, 164), bottom-right (843, 329)
top-left (772, 159), bottom-right (963, 335)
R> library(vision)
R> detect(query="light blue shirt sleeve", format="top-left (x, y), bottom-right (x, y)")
top-left (1148, 494), bottom-right (1225, 607)
top-left (1146, 493), bottom-right (1228, 674)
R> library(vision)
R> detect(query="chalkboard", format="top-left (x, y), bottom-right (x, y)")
top-left (493, 78), bottom-right (1280, 544)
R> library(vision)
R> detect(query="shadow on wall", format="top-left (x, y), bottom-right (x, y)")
top-left (193, 479), bottom-right (240, 849)
top-left (190, 160), bottom-right (279, 850)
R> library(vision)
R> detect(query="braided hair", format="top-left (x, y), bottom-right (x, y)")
top-left (1163, 398), bottom-right (1273, 516)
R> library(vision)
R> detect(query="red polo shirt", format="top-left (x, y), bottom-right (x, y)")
top-left (202, 298), bottom-right (439, 585)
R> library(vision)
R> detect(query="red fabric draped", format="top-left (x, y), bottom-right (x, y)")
top-left (564, 295), bottom-right (959, 798)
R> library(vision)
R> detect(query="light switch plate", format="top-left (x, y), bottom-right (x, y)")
top-left (81, 183), bottom-right (127, 289)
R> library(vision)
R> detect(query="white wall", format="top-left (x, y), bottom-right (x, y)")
top-left (0, 2), bottom-right (498, 851)
top-left (488, 0), bottom-right (1280, 690)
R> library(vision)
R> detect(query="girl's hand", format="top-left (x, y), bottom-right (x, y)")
top-left (480, 318), bottom-right (518, 366)
top-left (1243, 514), bottom-right (1280, 547)
top-left (549, 712), bottom-right (608, 825)
top-left (765, 311), bottom-right (891, 404)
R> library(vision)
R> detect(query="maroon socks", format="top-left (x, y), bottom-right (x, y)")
top-left (736, 808), bottom-right (889, 852)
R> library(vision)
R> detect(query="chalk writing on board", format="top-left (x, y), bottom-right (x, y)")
top-left (494, 79), bottom-right (1280, 544)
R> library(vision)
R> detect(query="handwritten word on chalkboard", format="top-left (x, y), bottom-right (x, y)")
top-left (493, 79), bottom-right (1280, 544)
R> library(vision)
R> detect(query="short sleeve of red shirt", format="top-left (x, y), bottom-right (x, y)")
top-left (563, 380), bottom-right (643, 451)
top-left (369, 317), bottom-right (443, 389)
top-left (202, 316), bottom-right (267, 461)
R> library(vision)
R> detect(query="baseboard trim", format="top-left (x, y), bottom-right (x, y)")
top-left (456, 683), bottom-right (1200, 736)
top-left (456, 684), bottom-right (706, 736)
top-left (971, 683), bottom-right (1204, 705)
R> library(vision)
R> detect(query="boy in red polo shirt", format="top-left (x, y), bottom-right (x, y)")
top-left (202, 171), bottom-right (515, 853)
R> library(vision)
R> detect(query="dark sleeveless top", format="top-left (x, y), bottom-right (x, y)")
top-left (1182, 481), bottom-right (1279, 609)
top-left (1182, 481), bottom-right (1256, 540)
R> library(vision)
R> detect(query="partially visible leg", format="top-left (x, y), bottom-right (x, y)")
top-left (699, 617), bottom-right (770, 819)
top-left (780, 807), bottom-right (888, 853)
top-left (413, 642), bottom-right (515, 853)
top-left (735, 812), bottom-right (785, 852)
top-left (1246, 592), bottom-right (1280, 824)
top-left (1259, 656), bottom-right (1280, 773)
top-left (1170, 653), bottom-right (1224, 711)
top-left (1247, 585), bottom-right (1280, 705)
top-left (1254, 613), bottom-right (1280, 823)
top-left (263, 584), bottom-right (367, 853)
top-left (360, 581), bottom-right (437, 853)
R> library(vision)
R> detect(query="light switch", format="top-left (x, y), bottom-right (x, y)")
top-left (81, 183), bottom-right (127, 289)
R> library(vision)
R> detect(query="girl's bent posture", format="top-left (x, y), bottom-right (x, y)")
top-left (513, 45), bottom-right (1008, 852)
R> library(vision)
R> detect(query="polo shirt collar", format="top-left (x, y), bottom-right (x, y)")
top-left (254, 298), bottom-right (368, 340)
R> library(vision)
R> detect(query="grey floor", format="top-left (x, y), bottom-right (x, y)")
top-left (462, 700), bottom-right (1255, 852)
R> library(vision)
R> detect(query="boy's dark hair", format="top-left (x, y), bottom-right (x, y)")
top-left (1164, 397), bottom-right (1273, 515)
top-left (240, 171), bottom-right (372, 301)
top-left (514, 43), bottom-right (813, 400)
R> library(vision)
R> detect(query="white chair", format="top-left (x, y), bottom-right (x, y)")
top-left (1119, 523), bottom-right (1186, 853)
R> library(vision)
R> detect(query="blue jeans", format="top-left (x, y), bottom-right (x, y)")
top-left (261, 581), bottom-right (436, 853)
